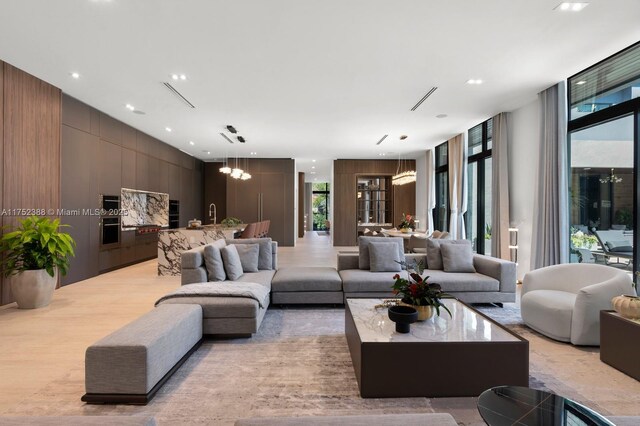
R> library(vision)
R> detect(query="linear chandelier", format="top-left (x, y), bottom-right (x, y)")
top-left (220, 154), bottom-right (251, 180)
top-left (392, 146), bottom-right (416, 186)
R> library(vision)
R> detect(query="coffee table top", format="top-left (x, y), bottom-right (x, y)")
top-left (346, 298), bottom-right (521, 343)
top-left (478, 386), bottom-right (613, 426)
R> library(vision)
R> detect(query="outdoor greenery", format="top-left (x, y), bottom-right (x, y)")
top-left (570, 227), bottom-right (598, 249)
top-left (312, 183), bottom-right (329, 231)
top-left (0, 216), bottom-right (76, 278)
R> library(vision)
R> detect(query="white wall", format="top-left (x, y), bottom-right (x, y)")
top-left (509, 99), bottom-right (540, 280)
top-left (414, 151), bottom-right (427, 230)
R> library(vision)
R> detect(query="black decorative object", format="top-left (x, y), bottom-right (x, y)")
top-left (388, 305), bottom-right (418, 333)
top-left (226, 125), bottom-right (237, 134)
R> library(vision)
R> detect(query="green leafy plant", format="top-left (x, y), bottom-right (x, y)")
top-left (221, 217), bottom-right (242, 227)
top-left (0, 216), bottom-right (76, 278)
top-left (484, 224), bottom-right (492, 240)
top-left (570, 227), bottom-right (598, 249)
top-left (392, 260), bottom-right (452, 317)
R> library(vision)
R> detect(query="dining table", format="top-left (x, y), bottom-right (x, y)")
top-left (380, 229), bottom-right (429, 239)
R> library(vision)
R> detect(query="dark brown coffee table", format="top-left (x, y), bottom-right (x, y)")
top-left (345, 298), bottom-right (529, 398)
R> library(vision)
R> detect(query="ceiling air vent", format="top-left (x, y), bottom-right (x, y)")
top-left (376, 134), bottom-right (388, 145)
top-left (410, 87), bottom-right (438, 111)
top-left (220, 133), bottom-right (234, 144)
top-left (162, 82), bottom-right (195, 108)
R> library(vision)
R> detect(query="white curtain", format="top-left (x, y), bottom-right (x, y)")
top-left (425, 149), bottom-right (436, 234)
top-left (448, 133), bottom-right (467, 239)
top-left (491, 112), bottom-right (511, 260)
top-left (532, 82), bottom-right (569, 268)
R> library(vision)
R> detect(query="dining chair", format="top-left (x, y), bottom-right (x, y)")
top-left (239, 223), bottom-right (257, 239)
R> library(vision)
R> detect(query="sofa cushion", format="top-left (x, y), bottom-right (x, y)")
top-left (182, 246), bottom-right (205, 269)
top-left (227, 238), bottom-right (273, 270)
top-left (440, 243), bottom-right (476, 273)
top-left (203, 240), bottom-right (227, 281)
top-left (358, 236), bottom-right (404, 270)
top-left (521, 290), bottom-right (576, 342)
top-left (340, 269), bottom-right (408, 293)
top-left (426, 239), bottom-right (470, 270)
top-left (272, 267), bottom-right (342, 292)
top-left (160, 295), bottom-right (262, 318)
top-left (221, 245), bottom-right (244, 280)
top-left (233, 243), bottom-right (260, 272)
top-left (369, 242), bottom-right (402, 272)
top-left (236, 270), bottom-right (275, 289)
top-left (421, 270), bottom-right (499, 292)
top-left (605, 240), bottom-right (633, 253)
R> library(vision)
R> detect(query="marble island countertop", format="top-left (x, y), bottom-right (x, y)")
top-left (157, 225), bottom-right (243, 276)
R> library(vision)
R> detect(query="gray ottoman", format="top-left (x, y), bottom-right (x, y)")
top-left (271, 267), bottom-right (343, 304)
top-left (83, 304), bottom-right (203, 404)
top-left (235, 413), bottom-right (458, 425)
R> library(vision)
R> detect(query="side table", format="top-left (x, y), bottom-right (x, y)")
top-left (600, 310), bottom-right (640, 381)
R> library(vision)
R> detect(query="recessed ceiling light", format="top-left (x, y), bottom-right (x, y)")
top-left (250, 152), bottom-right (257, 155)
top-left (165, 127), bottom-right (172, 132)
top-left (312, 159), bottom-right (316, 163)
top-left (189, 141), bottom-right (195, 146)
top-left (436, 114), bottom-right (448, 119)
top-left (555, 2), bottom-right (589, 12)
top-left (70, 72), bottom-right (80, 79)
top-left (575, 80), bottom-right (587, 85)
top-left (310, 172), bottom-right (316, 174)
top-left (312, 166), bottom-right (315, 169)
top-left (171, 74), bottom-right (179, 80)
top-left (125, 104), bottom-right (135, 111)
top-left (207, 151), bottom-right (211, 155)
top-left (180, 74), bottom-right (187, 80)
top-left (379, 153), bottom-right (386, 156)
top-left (466, 79), bottom-right (483, 85)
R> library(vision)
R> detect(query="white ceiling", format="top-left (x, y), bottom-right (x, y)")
top-left (1, 0), bottom-right (639, 183)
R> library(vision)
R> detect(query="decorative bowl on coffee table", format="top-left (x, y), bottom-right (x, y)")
top-left (388, 305), bottom-right (418, 333)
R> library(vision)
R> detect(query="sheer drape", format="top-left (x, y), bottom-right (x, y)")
top-left (426, 149), bottom-right (436, 233)
top-left (492, 112), bottom-right (511, 260)
top-left (448, 133), bottom-right (467, 239)
top-left (532, 82), bottom-right (569, 268)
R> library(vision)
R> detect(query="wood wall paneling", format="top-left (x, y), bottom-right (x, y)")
top-left (99, 113), bottom-right (122, 145)
top-left (168, 163), bottom-right (181, 201)
top-left (1, 63), bottom-right (61, 304)
top-left (121, 125), bottom-right (136, 150)
top-left (298, 172), bottom-right (305, 237)
top-left (122, 147), bottom-right (136, 189)
top-left (332, 159), bottom-right (415, 246)
top-left (61, 94), bottom-right (91, 132)
top-left (0, 61), bottom-right (3, 305)
top-left (99, 140), bottom-right (122, 195)
top-left (136, 153), bottom-right (150, 191)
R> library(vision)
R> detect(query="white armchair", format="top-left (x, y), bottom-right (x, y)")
top-left (521, 263), bottom-right (634, 346)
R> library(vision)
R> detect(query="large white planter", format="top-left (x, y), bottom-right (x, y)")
top-left (10, 269), bottom-right (57, 309)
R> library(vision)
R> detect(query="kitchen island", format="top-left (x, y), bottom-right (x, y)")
top-left (157, 225), bottom-right (243, 276)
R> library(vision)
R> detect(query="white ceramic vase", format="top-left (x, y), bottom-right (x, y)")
top-left (10, 269), bottom-right (57, 309)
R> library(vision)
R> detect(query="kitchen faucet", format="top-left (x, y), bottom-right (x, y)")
top-left (208, 203), bottom-right (217, 224)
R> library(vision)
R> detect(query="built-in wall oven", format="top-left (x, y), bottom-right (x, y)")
top-left (100, 195), bottom-right (120, 248)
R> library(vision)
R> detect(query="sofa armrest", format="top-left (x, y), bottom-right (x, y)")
top-left (271, 241), bottom-right (278, 270)
top-left (181, 246), bottom-right (206, 269)
top-left (337, 253), bottom-right (359, 271)
top-left (473, 254), bottom-right (516, 293)
top-left (571, 276), bottom-right (634, 345)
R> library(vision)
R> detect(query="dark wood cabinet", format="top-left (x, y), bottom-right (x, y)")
top-left (136, 153), bottom-right (150, 191)
top-left (168, 163), bottom-right (181, 201)
top-left (122, 147), bottom-right (136, 189)
top-left (225, 159), bottom-right (294, 246)
top-left (99, 140), bottom-right (122, 195)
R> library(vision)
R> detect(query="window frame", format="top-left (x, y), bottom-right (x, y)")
top-left (434, 142), bottom-right (449, 232)
top-left (466, 119), bottom-right (493, 255)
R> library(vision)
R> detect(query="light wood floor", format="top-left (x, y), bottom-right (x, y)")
top-left (0, 232), bottom-right (348, 413)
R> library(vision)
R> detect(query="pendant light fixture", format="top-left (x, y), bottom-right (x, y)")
top-left (392, 138), bottom-right (416, 186)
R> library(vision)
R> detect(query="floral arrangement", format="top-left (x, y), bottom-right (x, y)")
top-left (398, 213), bottom-right (415, 230)
top-left (392, 260), bottom-right (452, 317)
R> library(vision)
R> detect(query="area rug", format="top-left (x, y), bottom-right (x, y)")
top-left (3, 305), bottom-right (639, 425)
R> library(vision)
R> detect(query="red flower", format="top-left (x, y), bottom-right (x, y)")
top-left (393, 274), bottom-right (400, 280)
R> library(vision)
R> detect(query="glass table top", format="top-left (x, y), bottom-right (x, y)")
top-left (477, 386), bottom-right (614, 426)
top-left (346, 298), bottom-right (520, 343)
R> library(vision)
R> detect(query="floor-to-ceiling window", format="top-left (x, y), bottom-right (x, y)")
top-left (312, 183), bottom-right (330, 231)
top-left (568, 41), bottom-right (640, 282)
top-left (466, 119), bottom-right (493, 255)
top-left (434, 142), bottom-right (449, 232)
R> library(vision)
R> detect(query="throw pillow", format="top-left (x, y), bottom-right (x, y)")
top-left (203, 240), bottom-right (227, 281)
top-left (221, 245), bottom-right (244, 280)
top-left (232, 243), bottom-right (260, 272)
top-left (605, 240), bottom-right (633, 252)
top-left (358, 236), bottom-right (405, 269)
top-left (369, 242), bottom-right (402, 272)
top-left (226, 238), bottom-right (273, 270)
top-left (440, 243), bottom-right (476, 273)
top-left (426, 239), bottom-right (471, 270)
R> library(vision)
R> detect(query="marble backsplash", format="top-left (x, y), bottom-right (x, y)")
top-left (121, 189), bottom-right (169, 229)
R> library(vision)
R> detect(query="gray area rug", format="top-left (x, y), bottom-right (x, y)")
top-left (4, 304), bottom-right (640, 425)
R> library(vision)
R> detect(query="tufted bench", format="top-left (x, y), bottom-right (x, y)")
top-left (271, 267), bottom-right (343, 304)
top-left (82, 304), bottom-right (203, 404)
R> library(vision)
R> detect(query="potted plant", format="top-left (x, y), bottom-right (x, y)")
top-left (392, 260), bottom-right (452, 320)
top-left (221, 217), bottom-right (242, 228)
top-left (398, 213), bottom-right (415, 233)
top-left (0, 216), bottom-right (75, 309)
